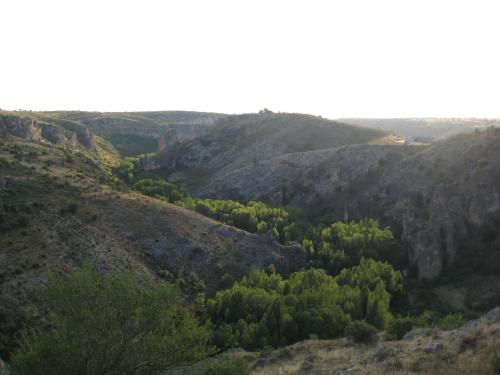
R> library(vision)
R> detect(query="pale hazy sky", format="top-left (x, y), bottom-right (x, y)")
top-left (1, 0), bottom-right (499, 118)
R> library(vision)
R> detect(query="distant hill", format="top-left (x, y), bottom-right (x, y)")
top-left (148, 111), bottom-right (392, 189)
top-left (341, 118), bottom-right (500, 140)
top-left (0, 110), bottom-right (226, 156)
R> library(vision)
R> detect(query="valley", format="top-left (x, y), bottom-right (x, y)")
top-left (1, 110), bottom-right (499, 374)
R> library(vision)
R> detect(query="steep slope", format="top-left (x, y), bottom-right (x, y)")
top-left (146, 113), bottom-right (500, 282)
top-left (0, 138), bottom-right (304, 353)
top-left (0, 112), bottom-right (94, 150)
top-left (1, 110), bottom-right (227, 157)
top-left (45, 110), bottom-right (226, 156)
top-left (333, 129), bottom-right (500, 280)
top-left (148, 111), bottom-right (391, 190)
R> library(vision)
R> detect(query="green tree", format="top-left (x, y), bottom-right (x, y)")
top-left (345, 320), bottom-right (378, 343)
top-left (10, 263), bottom-right (212, 375)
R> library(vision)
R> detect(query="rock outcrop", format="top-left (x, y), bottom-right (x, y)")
top-left (0, 113), bottom-right (94, 150)
top-left (149, 113), bottom-right (500, 280)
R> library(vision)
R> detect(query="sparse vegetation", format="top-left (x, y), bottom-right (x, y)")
top-left (196, 358), bottom-right (250, 375)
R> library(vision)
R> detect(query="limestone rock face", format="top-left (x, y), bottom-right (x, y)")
top-left (150, 114), bottom-right (500, 280)
top-left (0, 114), bottom-right (94, 150)
top-left (0, 115), bottom-right (43, 143)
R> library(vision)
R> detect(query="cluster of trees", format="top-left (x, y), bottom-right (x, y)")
top-left (114, 170), bottom-right (406, 274)
top-left (133, 178), bottom-right (186, 203)
top-left (180, 198), bottom-right (406, 272)
top-left (206, 259), bottom-right (403, 350)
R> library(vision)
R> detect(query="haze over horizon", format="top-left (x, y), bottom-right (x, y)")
top-left (2, 0), bottom-right (500, 118)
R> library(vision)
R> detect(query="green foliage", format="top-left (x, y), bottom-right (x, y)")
top-left (437, 312), bottom-right (465, 330)
top-left (345, 320), bottom-right (378, 343)
top-left (179, 198), bottom-right (405, 272)
top-left (387, 316), bottom-right (416, 340)
top-left (105, 134), bottom-right (158, 157)
top-left (336, 258), bottom-right (403, 328)
top-left (206, 263), bottom-right (399, 351)
top-left (386, 311), bottom-right (465, 340)
top-left (197, 358), bottom-right (250, 375)
top-left (133, 178), bottom-right (186, 203)
top-left (10, 263), bottom-right (212, 375)
top-left (0, 297), bottom-right (31, 360)
top-left (113, 157), bottom-right (139, 183)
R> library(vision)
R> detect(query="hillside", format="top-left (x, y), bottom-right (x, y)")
top-left (0, 110), bottom-right (225, 157)
top-left (1, 110), bottom-right (500, 374)
top-left (0, 137), bottom-right (305, 360)
top-left (148, 111), bottom-right (392, 190)
top-left (143, 113), bottom-right (500, 284)
top-left (171, 307), bottom-right (500, 375)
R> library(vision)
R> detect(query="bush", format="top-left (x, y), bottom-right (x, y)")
top-left (345, 321), bottom-right (378, 343)
top-left (438, 313), bottom-right (465, 330)
top-left (387, 316), bottom-right (415, 340)
top-left (198, 358), bottom-right (250, 375)
top-left (10, 262), bottom-right (212, 375)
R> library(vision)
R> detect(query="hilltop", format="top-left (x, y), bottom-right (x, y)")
top-left (147, 111), bottom-right (393, 191)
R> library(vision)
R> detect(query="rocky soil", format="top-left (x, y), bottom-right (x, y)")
top-left (169, 307), bottom-right (500, 375)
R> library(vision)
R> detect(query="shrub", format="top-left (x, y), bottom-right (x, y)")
top-left (345, 321), bottom-right (378, 343)
top-left (438, 312), bottom-right (465, 330)
top-left (10, 262), bottom-right (213, 375)
top-left (387, 316), bottom-right (415, 340)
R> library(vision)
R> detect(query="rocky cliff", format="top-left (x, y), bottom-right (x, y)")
top-left (148, 113), bottom-right (500, 280)
top-left (0, 113), bottom-right (94, 150)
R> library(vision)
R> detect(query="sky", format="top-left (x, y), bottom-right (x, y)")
top-left (1, 0), bottom-right (499, 118)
